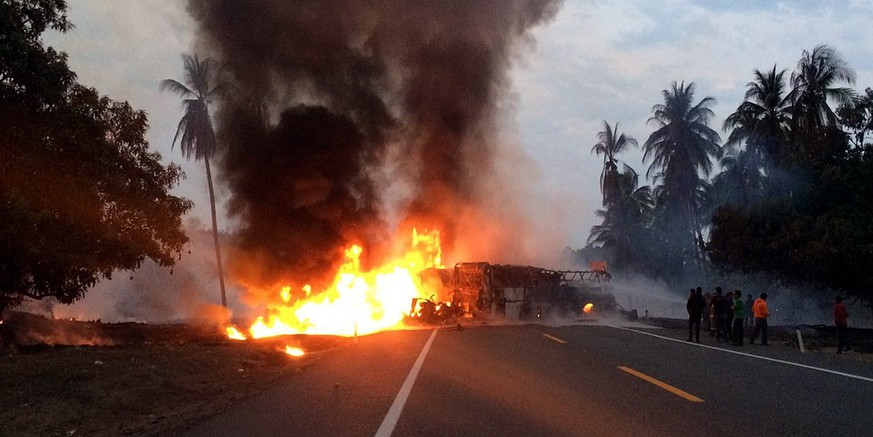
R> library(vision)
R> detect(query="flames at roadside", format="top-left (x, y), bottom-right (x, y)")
top-left (225, 229), bottom-right (444, 341)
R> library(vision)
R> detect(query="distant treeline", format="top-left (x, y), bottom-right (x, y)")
top-left (582, 45), bottom-right (873, 303)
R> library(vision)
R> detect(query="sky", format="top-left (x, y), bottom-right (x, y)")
top-left (31, 0), bottom-right (873, 323)
top-left (45, 0), bottom-right (873, 250)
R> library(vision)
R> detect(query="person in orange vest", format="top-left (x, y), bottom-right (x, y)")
top-left (835, 296), bottom-right (852, 354)
top-left (749, 293), bottom-right (769, 345)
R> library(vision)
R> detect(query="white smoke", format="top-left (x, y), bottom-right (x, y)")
top-left (45, 219), bottom-right (252, 324)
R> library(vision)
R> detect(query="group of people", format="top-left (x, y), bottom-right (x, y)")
top-left (687, 288), bottom-right (853, 354)
top-left (685, 287), bottom-right (769, 346)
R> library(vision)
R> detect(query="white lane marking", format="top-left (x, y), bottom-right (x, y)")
top-left (607, 324), bottom-right (873, 383)
top-left (374, 329), bottom-right (438, 437)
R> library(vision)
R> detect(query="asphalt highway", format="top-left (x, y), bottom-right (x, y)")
top-left (174, 322), bottom-right (873, 436)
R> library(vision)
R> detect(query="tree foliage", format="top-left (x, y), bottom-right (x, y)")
top-left (709, 137), bottom-right (873, 298)
top-left (159, 55), bottom-right (224, 161)
top-left (643, 81), bottom-right (720, 276)
top-left (587, 165), bottom-right (659, 274)
top-left (723, 66), bottom-right (791, 168)
top-left (707, 45), bottom-right (873, 300)
top-left (837, 87), bottom-right (873, 148)
top-left (586, 45), bottom-right (873, 300)
top-left (788, 45), bottom-right (856, 137)
top-left (0, 0), bottom-right (192, 309)
top-left (591, 120), bottom-right (637, 207)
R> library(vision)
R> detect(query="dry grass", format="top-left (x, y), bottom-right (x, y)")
top-left (0, 314), bottom-right (345, 436)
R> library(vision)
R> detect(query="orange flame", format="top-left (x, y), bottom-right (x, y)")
top-left (284, 346), bottom-right (305, 357)
top-left (226, 326), bottom-right (248, 340)
top-left (228, 229), bottom-right (444, 338)
top-left (583, 303), bottom-right (594, 314)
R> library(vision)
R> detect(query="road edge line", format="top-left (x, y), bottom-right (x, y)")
top-left (374, 329), bottom-right (438, 437)
top-left (606, 324), bottom-right (873, 383)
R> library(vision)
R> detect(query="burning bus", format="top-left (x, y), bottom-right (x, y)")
top-left (411, 262), bottom-right (614, 323)
top-left (224, 229), bottom-right (614, 342)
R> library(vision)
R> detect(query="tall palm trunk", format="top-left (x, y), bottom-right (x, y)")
top-left (204, 156), bottom-right (227, 307)
top-left (161, 54), bottom-right (229, 307)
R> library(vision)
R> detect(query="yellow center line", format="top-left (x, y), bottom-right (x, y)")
top-left (542, 333), bottom-right (567, 344)
top-left (617, 366), bottom-right (705, 403)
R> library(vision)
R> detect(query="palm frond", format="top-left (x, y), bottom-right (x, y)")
top-left (159, 79), bottom-right (194, 98)
top-left (161, 53), bottom-right (225, 162)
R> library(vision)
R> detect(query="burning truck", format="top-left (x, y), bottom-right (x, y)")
top-left (411, 262), bottom-right (614, 324)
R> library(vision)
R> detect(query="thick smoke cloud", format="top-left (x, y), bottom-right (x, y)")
top-left (187, 0), bottom-right (562, 291)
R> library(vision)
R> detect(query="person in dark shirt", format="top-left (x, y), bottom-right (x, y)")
top-left (713, 287), bottom-right (731, 343)
top-left (731, 290), bottom-right (745, 346)
top-left (686, 288), bottom-right (705, 342)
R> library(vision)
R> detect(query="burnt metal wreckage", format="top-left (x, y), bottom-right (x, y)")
top-left (408, 262), bottom-right (615, 325)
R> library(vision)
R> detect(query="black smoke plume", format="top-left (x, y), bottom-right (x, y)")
top-left (186, 0), bottom-right (562, 291)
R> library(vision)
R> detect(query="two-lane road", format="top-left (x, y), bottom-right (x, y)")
top-left (175, 323), bottom-right (873, 436)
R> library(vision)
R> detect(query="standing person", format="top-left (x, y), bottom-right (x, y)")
top-left (686, 288), bottom-right (695, 341)
top-left (835, 296), bottom-right (852, 354)
top-left (745, 294), bottom-right (754, 327)
top-left (749, 293), bottom-right (769, 345)
top-left (686, 288), bottom-right (705, 342)
top-left (731, 290), bottom-right (745, 346)
top-left (709, 290), bottom-right (719, 337)
top-left (703, 291), bottom-right (712, 334)
top-left (712, 288), bottom-right (724, 341)
top-left (715, 287), bottom-right (731, 343)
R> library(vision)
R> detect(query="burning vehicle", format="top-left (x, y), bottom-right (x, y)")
top-left (224, 229), bottom-right (615, 345)
top-left (410, 262), bottom-right (614, 324)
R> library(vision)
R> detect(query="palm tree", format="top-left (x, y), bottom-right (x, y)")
top-left (643, 81), bottom-right (720, 270)
top-left (161, 54), bottom-right (228, 307)
top-left (789, 45), bottom-right (856, 135)
top-left (587, 165), bottom-right (656, 273)
top-left (786, 45), bottom-right (856, 164)
top-left (706, 148), bottom-right (764, 212)
top-left (591, 121), bottom-right (638, 207)
top-left (837, 88), bottom-right (873, 148)
top-left (723, 66), bottom-right (792, 167)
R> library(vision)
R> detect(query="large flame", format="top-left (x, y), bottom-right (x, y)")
top-left (228, 229), bottom-right (444, 339)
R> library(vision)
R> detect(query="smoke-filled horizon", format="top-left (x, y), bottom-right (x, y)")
top-left (186, 0), bottom-right (563, 292)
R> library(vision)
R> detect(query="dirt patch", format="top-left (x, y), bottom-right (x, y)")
top-left (0, 312), bottom-right (346, 436)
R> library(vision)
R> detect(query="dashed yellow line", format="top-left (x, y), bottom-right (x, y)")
top-left (617, 366), bottom-right (705, 403)
top-left (542, 333), bottom-right (567, 344)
